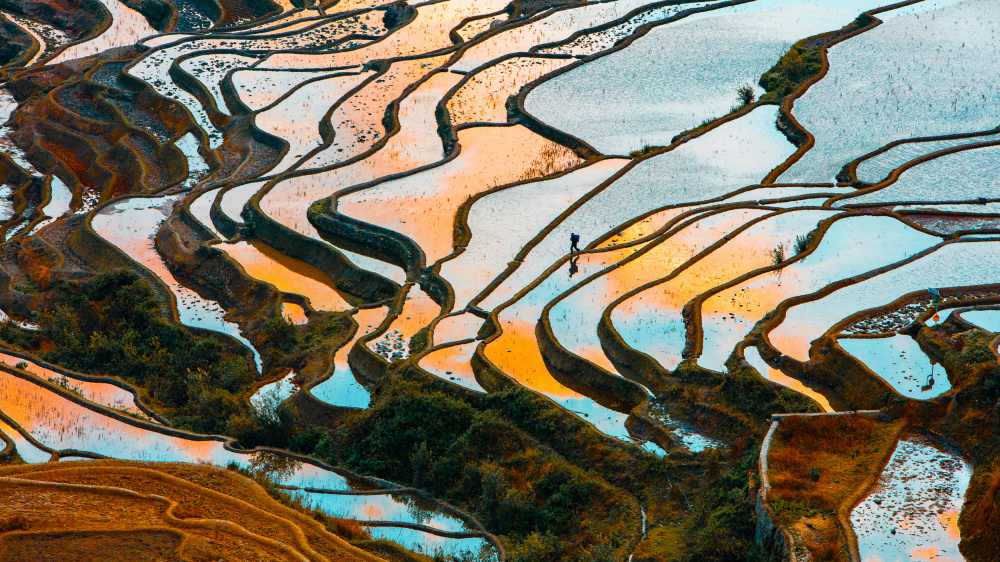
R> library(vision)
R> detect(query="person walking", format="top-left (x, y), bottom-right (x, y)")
top-left (570, 232), bottom-right (580, 254)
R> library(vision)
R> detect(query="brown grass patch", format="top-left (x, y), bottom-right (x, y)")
top-left (958, 458), bottom-right (1000, 561)
top-left (0, 515), bottom-right (29, 533)
top-left (767, 415), bottom-right (904, 562)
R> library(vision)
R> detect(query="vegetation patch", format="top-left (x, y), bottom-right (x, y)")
top-left (0, 270), bottom-right (298, 447)
top-left (757, 43), bottom-right (823, 102)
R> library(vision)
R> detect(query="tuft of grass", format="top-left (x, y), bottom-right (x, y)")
top-left (794, 234), bottom-right (810, 255)
top-left (770, 244), bottom-right (786, 266)
top-left (737, 84), bottom-right (755, 107)
top-left (13, 282), bottom-right (38, 294)
top-left (629, 144), bottom-right (665, 158)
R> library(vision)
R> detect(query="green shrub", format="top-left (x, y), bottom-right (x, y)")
top-left (264, 314), bottom-right (300, 350)
top-left (11, 270), bottom-right (261, 436)
top-left (758, 45), bottom-right (823, 101)
top-left (808, 467), bottom-right (821, 482)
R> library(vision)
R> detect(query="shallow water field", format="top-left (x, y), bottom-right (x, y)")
top-left (217, 241), bottom-right (351, 312)
top-left (768, 241), bottom-right (1000, 362)
top-left (646, 402), bottom-right (723, 453)
top-left (613, 209), bottom-right (837, 371)
top-left (839, 144), bottom-right (1000, 207)
top-left (699, 215), bottom-right (939, 372)
top-left (478, 104), bottom-right (794, 312)
top-left (0, 353), bottom-right (151, 419)
top-left (525, 0), bottom-right (891, 155)
top-left (743, 346), bottom-right (832, 411)
top-left (0, 417), bottom-right (53, 463)
top-left (957, 308), bottom-right (1000, 332)
top-left (441, 158), bottom-right (627, 308)
top-left (851, 434), bottom-right (971, 562)
top-left (4, 0), bottom-right (1000, 556)
top-left (309, 307), bottom-right (386, 409)
top-left (50, 0), bottom-right (158, 63)
top-left (854, 132), bottom-right (1000, 184)
top-left (838, 335), bottom-right (951, 399)
top-left (293, 490), bottom-right (470, 533)
top-left (364, 527), bottom-right (499, 562)
top-left (418, 342), bottom-right (485, 392)
top-left (338, 124), bottom-right (580, 265)
top-left (93, 197), bottom-right (263, 370)
top-left (780, 0), bottom-right (1000, 183)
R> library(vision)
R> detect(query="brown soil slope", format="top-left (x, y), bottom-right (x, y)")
top-left (0, 460), bottom-right (390, 562)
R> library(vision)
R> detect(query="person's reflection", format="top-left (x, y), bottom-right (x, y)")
top-left (569, 255), bottom-right (579, 277)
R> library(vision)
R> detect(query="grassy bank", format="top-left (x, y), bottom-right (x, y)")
top-left (767, 415), bottom-right (903, 561)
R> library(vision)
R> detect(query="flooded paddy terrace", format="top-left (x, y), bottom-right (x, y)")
top-left (1, 0), bottom-right (999, 558)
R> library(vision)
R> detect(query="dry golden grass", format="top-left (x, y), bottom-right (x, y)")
top-left (958, 458), bottom-right (1000, 561)
top-left (0, 460), bottom-right (389, 562)
top-left (767, 415), bottom-right (904, 562)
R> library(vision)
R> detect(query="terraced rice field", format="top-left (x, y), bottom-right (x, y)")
top-left (2, 0), bottom-right (1000, 559)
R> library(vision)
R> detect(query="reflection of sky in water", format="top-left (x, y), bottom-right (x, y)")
top-left (455, 0), bottom-right (672, 72)
top-left (365, 526), bottom-right (498, 562)
top-left (480, 105), bottom-right (794, 312)
top-left (0, 368), bottom-right (354, 491)
top-left (433, 314), bottom-right (484, 345)
top-left (0, 353), bottom-right (149, 418)
top-left (0, 418), bottom-right (51, 463)
top-left (419, 342), bottom-right (486, 393)
top-left (770, 242), bottom-right (1000, 362)
top-left (250, 373), bottom-right (298, 413)
top-left (561, 208), bottom-right (772, 374)
top-left (342, 125), bottom-right (579, 265)
top-left (615, 210), bottom-right (837, 373)
top-left (262, 0), bottom-right (508, 69)
top-left (293, 491), bottom-right (470, 532)
top-left (782, 0), bottom-right (1000, 183)
top-left (485, 254), bottom-right (635, 442)
top-left (259, 69), bottom-right (455, 249)
top-left (841, 144), bottom-right (1000, 207)
top-left (256, 71), bottom-right (374, 174)
top-left (701, 216), bottom-right (938, 372)
top-left (311, 307), bottom-right (384, 409)
top-left (527, 0), bottom-right (886, 154)
top-left (187, 188), bottom-right (221, 237)
top-left (851, 434), bottom-right (971, 562)
top-left (958, 309), bottom-right (1000, 333)
top-left (839, 336), bottom-right (951, 399)
top-left (442, 159), bottom-right (626, 309)
top-left (93, 197), bottom-right (262, 370)
top-left (855, 132), bottom-right (1000, 184)
top-left (51, 0), bottom-right (157, 63)
top-left (218, 241), bottom-right (351, 313)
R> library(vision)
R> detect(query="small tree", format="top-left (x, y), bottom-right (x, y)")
top-left (737, 84), bottom-right (755, 107)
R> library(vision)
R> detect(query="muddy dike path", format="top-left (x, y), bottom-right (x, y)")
top-left (1, 0), bottom-right (1000, 560)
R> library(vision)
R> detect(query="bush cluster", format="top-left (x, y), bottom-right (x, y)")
top-left (4, 270), bottom-right (293, 446)
top-left (758, 45), bottom-right (823, 101)
top-left (288, 377), bottom-right (641, 560)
